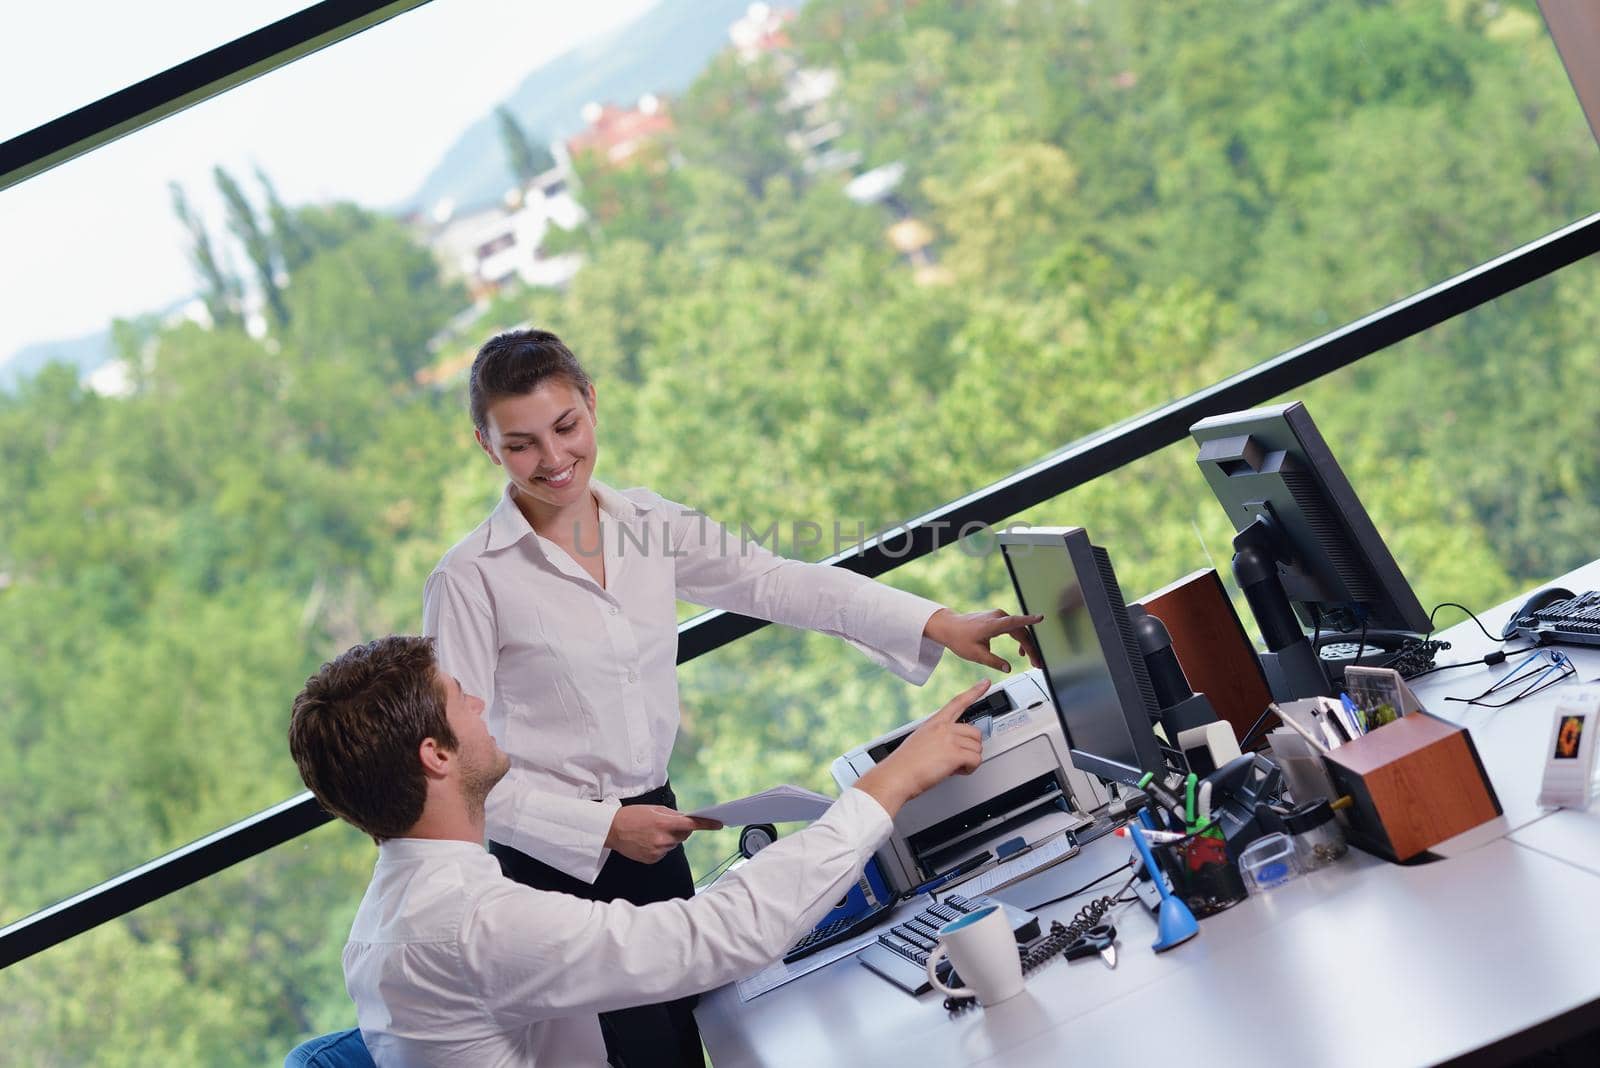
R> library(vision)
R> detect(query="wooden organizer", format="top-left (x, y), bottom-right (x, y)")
top-left (1321, 712), bottom-right (1502, 862)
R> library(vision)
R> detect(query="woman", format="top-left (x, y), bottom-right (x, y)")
top-left (423, 329), bottom-right (1037, 1066)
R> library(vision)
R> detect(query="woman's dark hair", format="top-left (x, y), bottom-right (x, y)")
top-left (287, 636), bottom-right (457, 843)
top-left (468, 329), bottom-right (593, 433)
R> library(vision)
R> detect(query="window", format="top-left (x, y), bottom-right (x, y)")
top-left (3, 1), bottom-right (1597, 1059)
top-left (0, 2), bottom-right (315, 140)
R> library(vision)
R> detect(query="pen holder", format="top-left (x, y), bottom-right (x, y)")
top-left (1320, 712), bottom-right (1501, 862)
top-left (1152, 831), bottom-right (1247, 918)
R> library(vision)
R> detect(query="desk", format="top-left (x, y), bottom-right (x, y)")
top-left (698, 563), bottom-right (1600, 1067)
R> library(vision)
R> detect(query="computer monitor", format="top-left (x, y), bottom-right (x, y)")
top-left (998, 527), bottom-right (1177, 788)
top-left (1190, 401), bottom-right (1431, 700)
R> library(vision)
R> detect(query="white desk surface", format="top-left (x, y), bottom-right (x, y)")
top-left (698, 560), bottom-right (1600, 1066)
top-left (699, 832), bottom-right (1600, 1067)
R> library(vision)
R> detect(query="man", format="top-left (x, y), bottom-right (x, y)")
top-left (288, 635), bottom-right (987, 1067)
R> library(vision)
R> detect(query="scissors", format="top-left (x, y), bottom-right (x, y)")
top-left (1063, 923), bottom-right (1118, 969)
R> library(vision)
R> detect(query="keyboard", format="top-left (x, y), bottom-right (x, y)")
top-left (1516, 591), bottom-right (1600, 647)
top-left (781, 898), bottom-right (896, 963)
top-left (857, 894), bottom-right (1040, 995)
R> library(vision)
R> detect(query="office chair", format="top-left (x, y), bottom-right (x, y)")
top-left (284, 1027), bottom-right (375, 1068)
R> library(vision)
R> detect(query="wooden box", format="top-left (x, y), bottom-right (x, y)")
top-left (1321, 712), bottom-right (1501, 862)
top-left (1137, 568), bottom-right (1275, 743)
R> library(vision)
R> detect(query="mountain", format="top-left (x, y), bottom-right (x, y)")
top-left (403, 0), bottom-right (803, 214)
top-left (1, 327), bottom-right (113, 391)
top-left (2, 2), bottom-right (805, 386)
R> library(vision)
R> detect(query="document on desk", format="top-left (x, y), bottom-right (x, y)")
top-left (688, 784), bottom-right (834, 825)
top-left (735, 918), bottom-right (889, 1001)
top-left (938, 830), bottom-right (1081, 899)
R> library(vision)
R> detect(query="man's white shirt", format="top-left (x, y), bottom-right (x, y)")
top-left (344, 787), bottom-right (893, 1067)
top-left (423, 481), bottom-right (942, 881)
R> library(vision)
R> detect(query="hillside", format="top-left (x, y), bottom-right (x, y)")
top-left (402, 0), bottom-right (803, 214)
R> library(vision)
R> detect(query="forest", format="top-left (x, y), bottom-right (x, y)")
top-left (2, 0), bottom-right (1598, 1061)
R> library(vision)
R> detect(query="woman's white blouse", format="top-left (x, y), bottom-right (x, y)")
top-left (423, 481), bottom-right (943, 882)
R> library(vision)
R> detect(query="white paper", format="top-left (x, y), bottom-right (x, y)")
top-left (734, 924), bottom-right (882, 1001)
top-left (689, 784), bottom-right (834, 825)
top-left (941, 829), bottom-right (1080, 899)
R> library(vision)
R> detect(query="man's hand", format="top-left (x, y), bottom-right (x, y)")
top-left (924, 608), bottom-right (1044, 672)
top-left (855, 680), bottom-right (990, 818)
top-left (605, 805), bottom-right (723, 864)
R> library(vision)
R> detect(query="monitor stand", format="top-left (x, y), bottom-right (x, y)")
top-left (1232, 536), bottom-right (1330, 702)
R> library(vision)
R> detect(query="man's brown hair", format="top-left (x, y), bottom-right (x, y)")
top-left (288, 636), bottom-right (457, 842)
top-left (468, 328), bottom-right (594, 433)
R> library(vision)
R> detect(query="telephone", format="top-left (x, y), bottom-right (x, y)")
top-left (1315, 628), bottom-right (1415, 684)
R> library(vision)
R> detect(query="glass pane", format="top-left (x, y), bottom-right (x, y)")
top-left (1, 2), bottom-right (317, 141)
top-left (0, 819), bottom-right (373, 1066)
top-left (3, 0), bottom-right (1598, 966)
top-left (0, 0), bottom-right (741, 923)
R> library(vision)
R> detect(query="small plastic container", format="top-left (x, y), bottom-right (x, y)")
top-left (1238, 832), bottom-right (1301, 893)
top-left (1283, 799), bottom-right (1347, 871)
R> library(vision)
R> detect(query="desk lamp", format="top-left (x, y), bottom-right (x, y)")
top-left (1125, 825), bottom-right (1199, 952)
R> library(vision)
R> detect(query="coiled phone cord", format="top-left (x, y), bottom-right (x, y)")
top-left (943, 876), bottom-right (1135, 1013)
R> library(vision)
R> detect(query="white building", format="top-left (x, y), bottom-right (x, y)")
top-left (421, 156), bottom-right (587, 299)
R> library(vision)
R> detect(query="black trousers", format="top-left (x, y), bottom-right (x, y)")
top-left (489, 782), bottom-right (706, 1068)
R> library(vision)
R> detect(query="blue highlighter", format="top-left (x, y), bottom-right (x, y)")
top-left (1126, 824), bottom-right (1200, 952)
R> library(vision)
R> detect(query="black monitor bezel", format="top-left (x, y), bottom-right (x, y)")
top-left (1190, 401), bottom-right (1431, 636)
top-left (998, 527), bottom-right (1169, 788)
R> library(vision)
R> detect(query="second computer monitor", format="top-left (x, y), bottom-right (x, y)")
top-left (1191, 401), bottom-right (1430, 636)
top-left (1190, 401), bottom-right (1430, 700)
top-left (998, 527), bottom-right (1172, 788)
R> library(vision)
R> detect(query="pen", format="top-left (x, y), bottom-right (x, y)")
top-left (1340, 693), bottom-right (1366, 736)
top-left (909, 850), bottom-right (993, 896)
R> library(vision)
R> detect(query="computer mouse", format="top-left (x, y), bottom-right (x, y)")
top-left (1501, 587), bottom-right (1576, 640)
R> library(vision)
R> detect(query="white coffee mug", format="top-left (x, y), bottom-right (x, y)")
top-left (925, 903), bottom-right (1025, 1006)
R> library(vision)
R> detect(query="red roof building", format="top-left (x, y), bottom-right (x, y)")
top-left (565, 95), bottom-right (675, 168)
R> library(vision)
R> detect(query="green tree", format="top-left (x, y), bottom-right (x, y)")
top-left (215, 165), bottom-right (289, 328)
top-left (496, 105), bottom-right (556, 186)
top-left (169, 180), bottom-right (242, 330)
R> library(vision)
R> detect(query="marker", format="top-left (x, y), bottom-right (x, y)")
top-left (1197, 780), bottom-right (1213, 825)
top-left (1115, 826), bottom-right (1186, 844)
top-left (1312, 705), bottom-right (1346, 748)
top-left (1184, 773), bottom-right (1199, 829)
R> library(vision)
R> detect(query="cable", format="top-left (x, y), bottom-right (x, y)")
top-left (1025, 859), bottom-right (1133, 913)
top-left (1405, 645), bottom-right (1535, 681)
top-left (1428, 601), bottom-right (1509, 644)
top-left (1236, 702), bottom-right (1279, 752)
top-left (693, 848), bottom-right (744, 889)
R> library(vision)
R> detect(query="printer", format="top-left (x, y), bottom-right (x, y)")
top-left (831, 669), bottom-right (1109, 895)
